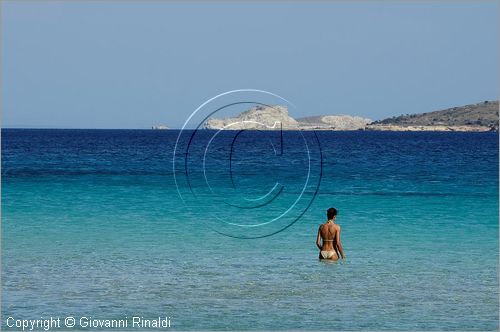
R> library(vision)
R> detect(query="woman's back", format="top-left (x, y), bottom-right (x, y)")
top-left (319, 222), bottom-right (338, 251)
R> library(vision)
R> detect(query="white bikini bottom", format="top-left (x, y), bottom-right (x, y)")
top-left (320, 250), bottom-right (338, 259)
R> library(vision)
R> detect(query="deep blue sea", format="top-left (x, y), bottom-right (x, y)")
top-left (2, 129), bottom-right (498, 330)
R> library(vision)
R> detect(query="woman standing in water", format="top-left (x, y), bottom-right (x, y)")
top-left (316, 208), bottom-right (345, 261)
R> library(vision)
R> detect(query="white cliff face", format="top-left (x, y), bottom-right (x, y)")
top-left (204, 105), bottom-right (299, 130)
top-left (297, 115), bottom-right (372, 130)
top-left (319, 115), bottom-right (372, 130)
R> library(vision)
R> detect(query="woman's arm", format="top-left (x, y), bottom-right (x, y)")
top-left (316, 226), bottom-right (322, 250)
top-left (335, 226), bottom-right (345, 259)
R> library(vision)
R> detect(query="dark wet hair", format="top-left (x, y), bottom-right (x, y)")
top-left (327, 208), bottom-right (338, 220)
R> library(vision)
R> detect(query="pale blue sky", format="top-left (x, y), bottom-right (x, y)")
top-left (2, 1), bottom-right (498, 129)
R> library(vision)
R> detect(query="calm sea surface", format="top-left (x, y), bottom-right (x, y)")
top-left (2, 129), bottom-right (498, 330)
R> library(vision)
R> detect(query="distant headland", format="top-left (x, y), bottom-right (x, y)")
top-left (203, 101), bottom-right (499, 132)
top-left (153, 100), bottom-right (499, 132)
top-left (368, 100), bottom-right (498, 132)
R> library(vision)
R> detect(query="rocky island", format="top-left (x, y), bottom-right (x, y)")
top-left (204, 105), bottom-right (299, 130)
top-left (152, 124), bottom-right (169, 130)
top-left (204, 105), bottom-right (372, 131)
top-left (202, 100), bottom-right (499, 132)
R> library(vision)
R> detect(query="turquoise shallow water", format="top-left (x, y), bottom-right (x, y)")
top-left (2, 129), bottom-right (498, 330)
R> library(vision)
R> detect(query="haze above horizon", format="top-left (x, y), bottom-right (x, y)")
top-left (2, 1), bottom-right (498, 129)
